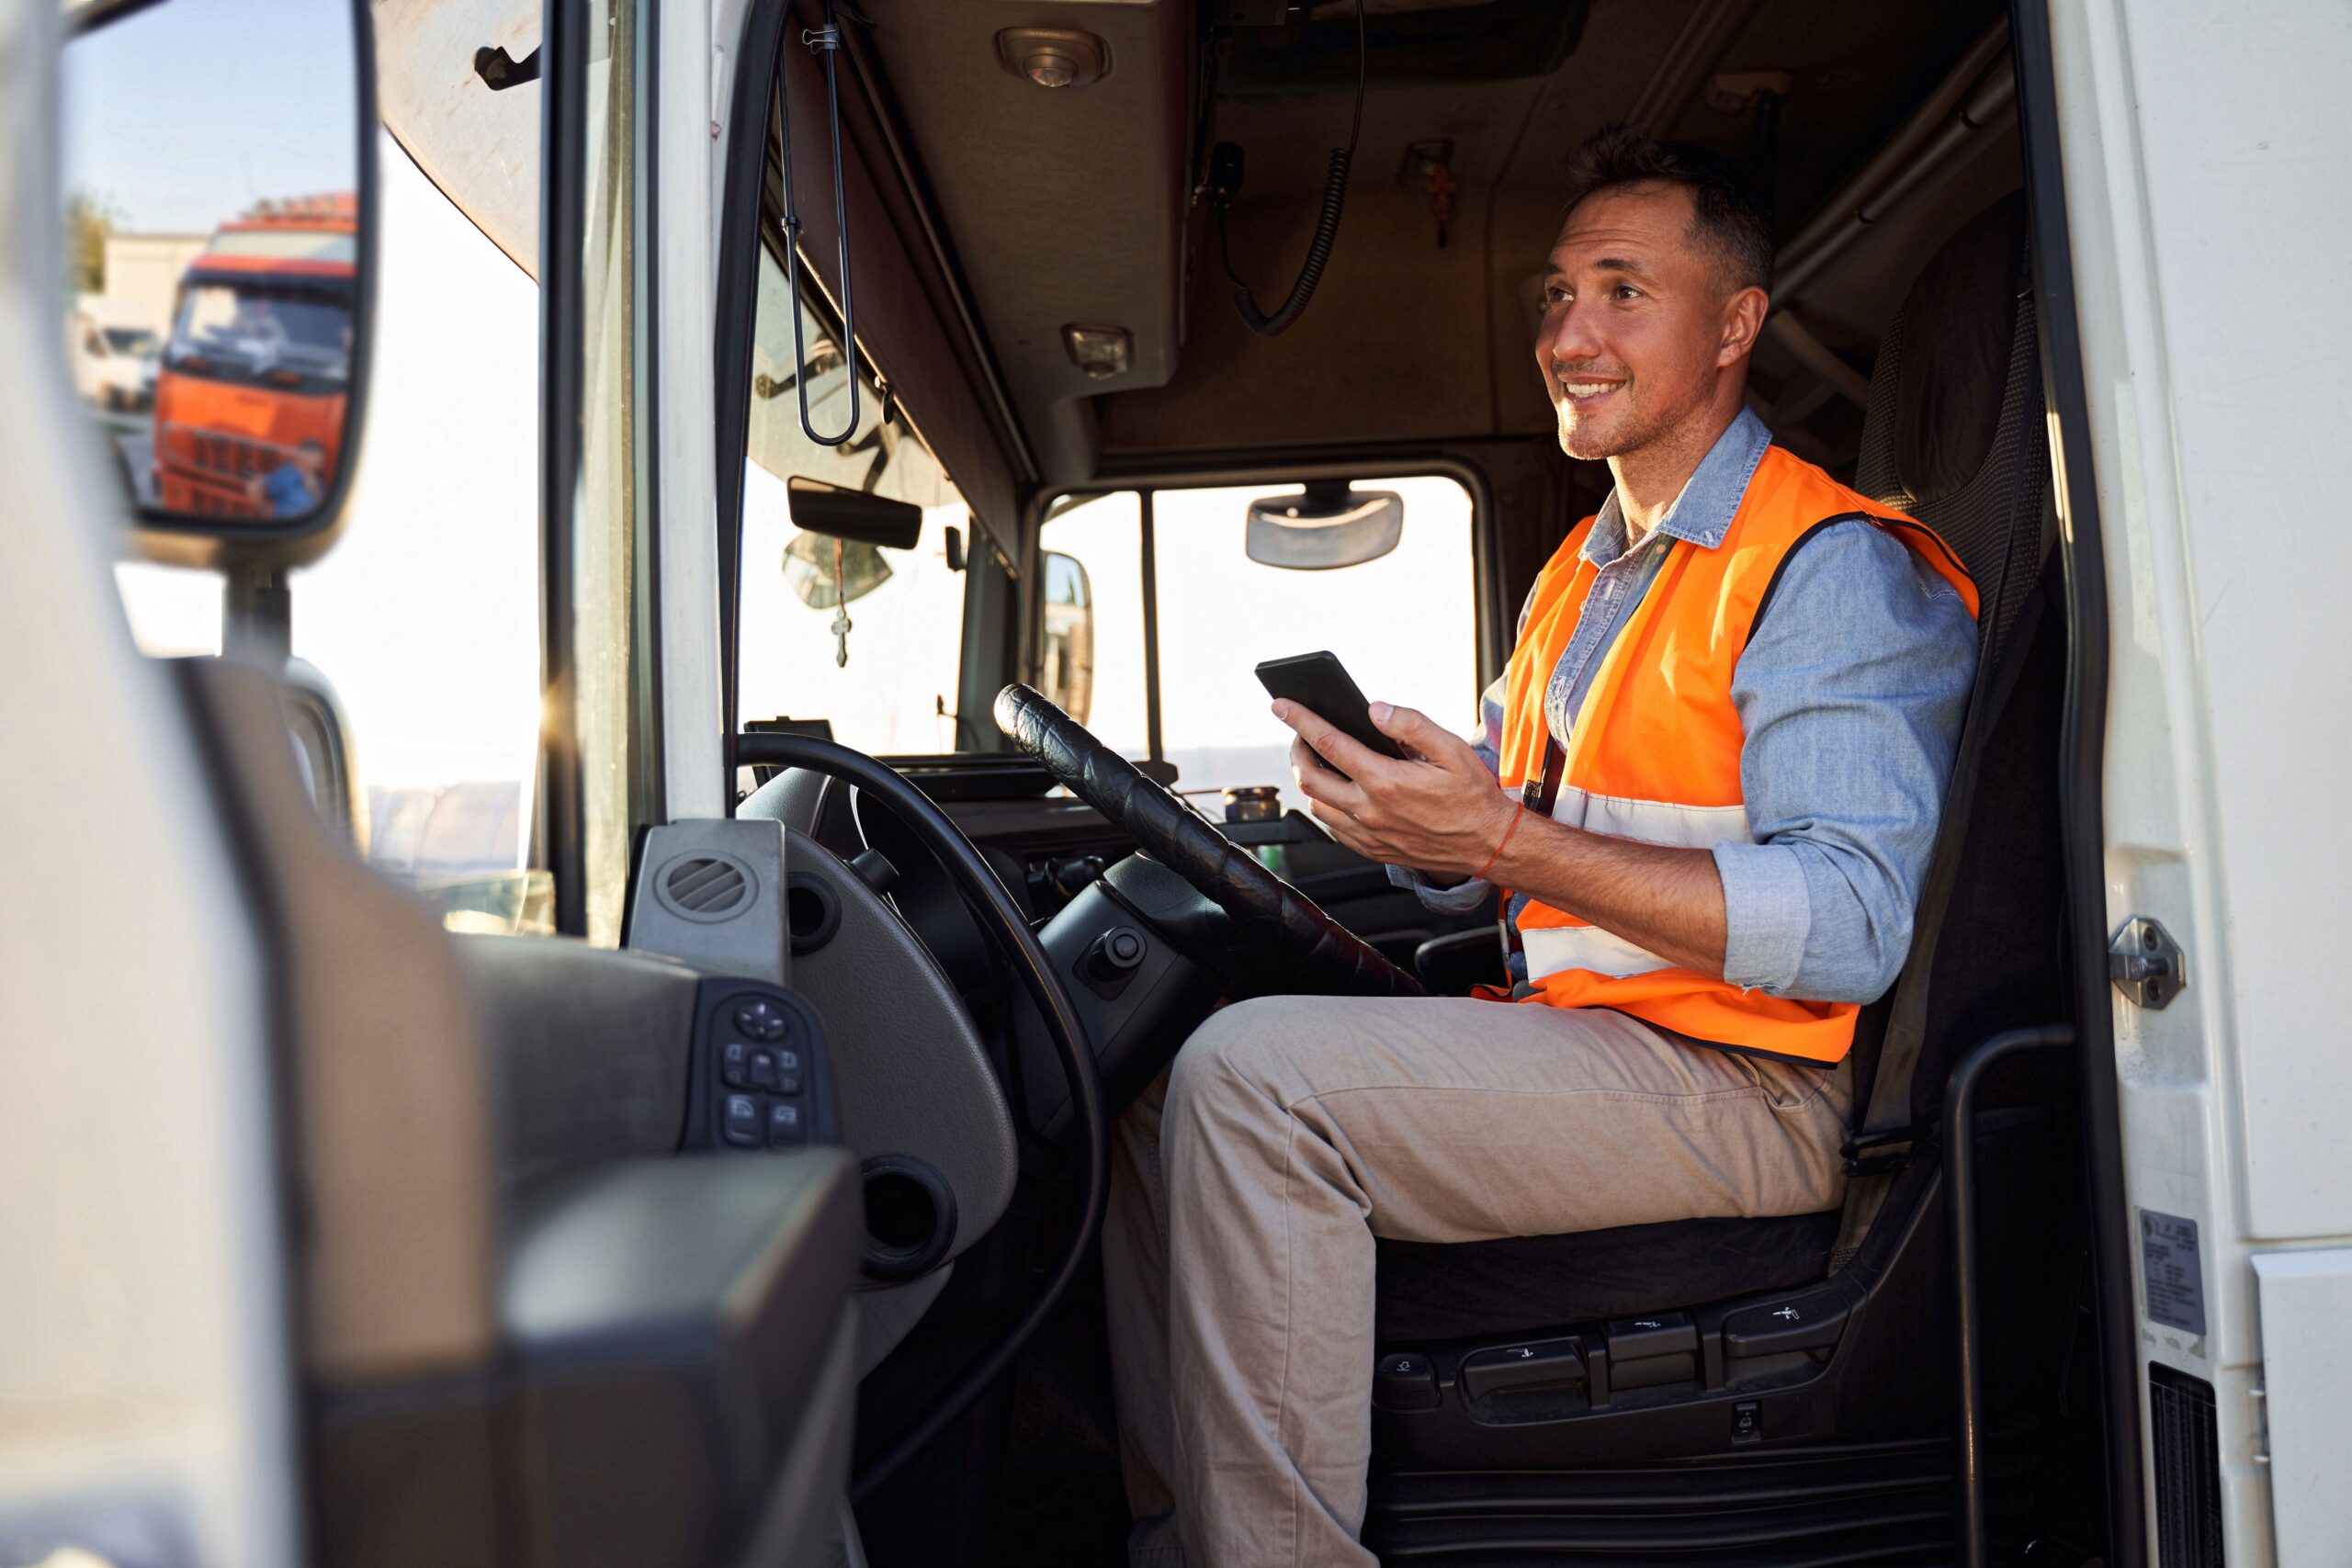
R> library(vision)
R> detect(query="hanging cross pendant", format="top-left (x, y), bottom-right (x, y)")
top-left (830, 537), bottom-right (853, 666)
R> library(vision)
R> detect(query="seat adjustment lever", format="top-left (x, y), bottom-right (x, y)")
top-left (1458, 1337), bottom-right (1586, 1402)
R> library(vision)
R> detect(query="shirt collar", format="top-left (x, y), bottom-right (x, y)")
top-left (1581, 405), bottom-right (1773, 564)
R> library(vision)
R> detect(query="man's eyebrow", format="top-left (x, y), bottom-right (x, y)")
top-left (1545, 254), bottom-right (1658, 282)
top-left (1592, 254), bottom-right (1655, 278)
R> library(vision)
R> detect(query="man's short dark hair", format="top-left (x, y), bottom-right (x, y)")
top-left (1560, 126), bottom-right (1775, 296)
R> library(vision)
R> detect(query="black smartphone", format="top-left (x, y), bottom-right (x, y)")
top-left (1254, 651), bottom-right (1407, 780)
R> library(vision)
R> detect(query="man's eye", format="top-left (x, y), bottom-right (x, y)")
top-left (1614, 285), bottom-right (1643, 300)
top-left (1545, 287), bottom-right (1572, 305)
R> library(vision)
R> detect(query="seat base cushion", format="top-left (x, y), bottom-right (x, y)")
top-left (1374, 1210), bottom-right (1841, 1343)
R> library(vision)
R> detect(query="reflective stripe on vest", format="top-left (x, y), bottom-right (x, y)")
top-left (1496, 445), bottom-right (1979, 1065)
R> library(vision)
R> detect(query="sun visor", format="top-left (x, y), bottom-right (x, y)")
top-left (765, 20), bottom-right (1025, 563)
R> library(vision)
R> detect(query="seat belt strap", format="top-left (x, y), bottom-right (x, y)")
top-left (1499, 738), bottom-right (1568, 959)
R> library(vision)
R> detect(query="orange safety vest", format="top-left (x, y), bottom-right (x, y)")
top-left (1496, 444), bottom-right (1979, 1065)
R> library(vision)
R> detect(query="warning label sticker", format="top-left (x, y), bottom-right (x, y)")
top-left (2140, 1210), bottom-right (2208, 1337)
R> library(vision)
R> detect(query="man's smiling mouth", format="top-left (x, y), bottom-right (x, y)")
top-left (1558, 378), bottom-right (1625, 406)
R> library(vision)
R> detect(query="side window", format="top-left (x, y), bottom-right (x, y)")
top-left (736, 245), bottom-right (973, 768)
top-left (293, 132), bottom-right (545, 923)
top-left (1043, 477), bottom-right (1479, 810)
top-left (1035, 491), bottom-right (1149, 759)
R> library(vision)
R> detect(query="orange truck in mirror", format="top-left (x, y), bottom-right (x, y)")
top-left (151, 194), bottom-right (356, 520)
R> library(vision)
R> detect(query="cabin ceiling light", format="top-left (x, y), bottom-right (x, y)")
top-left (1062, 324), bottom-right (1133, 380)
top-left (998, 28), bottom-right (1110, 89)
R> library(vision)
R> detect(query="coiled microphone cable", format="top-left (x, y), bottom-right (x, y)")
top-left (1216, 0), bottom-right (1367, 338)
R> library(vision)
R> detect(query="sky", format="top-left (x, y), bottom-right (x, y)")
top-left (62, 0), bottom-right (360, 233)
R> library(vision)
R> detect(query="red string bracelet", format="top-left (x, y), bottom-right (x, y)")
top-left (1476, 799), bottom-right (1527, 883)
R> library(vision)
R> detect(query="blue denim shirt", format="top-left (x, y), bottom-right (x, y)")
top-left (1391, 408), bottom-right (1977, 1004)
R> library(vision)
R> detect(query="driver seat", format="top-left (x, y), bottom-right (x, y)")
top-left (1364, 192), bottom-right (2069, 1559)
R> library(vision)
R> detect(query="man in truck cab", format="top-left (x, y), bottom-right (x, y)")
top-left (1102, 128), bottom-right (1983, 1566)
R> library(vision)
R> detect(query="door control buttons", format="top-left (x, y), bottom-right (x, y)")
top-left (733, 998), bottom-right (790, 1041)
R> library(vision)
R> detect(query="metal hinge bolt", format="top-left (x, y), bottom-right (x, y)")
top-left (2109, 916), bottom-right (2186, 1010)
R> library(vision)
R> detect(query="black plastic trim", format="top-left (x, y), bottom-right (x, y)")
top-left (1138, 489), bottom-right (1164, 762)
top-left (2007, 3), bottom-right (2144, 1561)
top-left (539, 0), bottom-right (591, 936)
top-left (712, 0), bottom-right (795, 789)
top-left (857, 1153), bottom-right (958, 1281)
top-left (631, 0), bottom-right (667, 830)
top-left (1944, 1023), bottom-right (2074, 1568)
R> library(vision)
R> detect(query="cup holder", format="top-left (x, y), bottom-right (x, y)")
top-left (860, 1155), bottom-right (957, 1282)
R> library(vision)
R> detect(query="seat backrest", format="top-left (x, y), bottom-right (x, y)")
top-left (1857, 192), bottom-right (2048, 676)
top-left (1846, 191), bottom-right (2063, 1134)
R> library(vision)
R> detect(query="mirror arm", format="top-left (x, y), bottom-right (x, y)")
top-left (776, 3), bottom-right (864, 448)
top-left (473, 44), bottom-right (541, 92)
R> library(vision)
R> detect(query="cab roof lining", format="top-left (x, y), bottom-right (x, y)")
top-left (826, 0), bottom-right (2013, 492)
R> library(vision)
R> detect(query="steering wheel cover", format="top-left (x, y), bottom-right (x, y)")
top-left (994, 683), bottom-right (1425, 998)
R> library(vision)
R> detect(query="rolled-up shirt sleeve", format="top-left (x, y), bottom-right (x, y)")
top-left (1385, 670), bottom-right (1511, 913)
top-left (1712, 522), bottom-right (1978, 1003)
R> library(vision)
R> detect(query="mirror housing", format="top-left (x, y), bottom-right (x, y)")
top-left (1037, 552), bottom-right (1094, 727)
top-left (786, 477), bottom-right (923, 549)
top-left (62, 0), bottom-right (378, 570)
top-left (1244, 480), bottom-right (1404, 570)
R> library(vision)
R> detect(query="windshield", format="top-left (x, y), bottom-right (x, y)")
top-left (102, 326), bottom-right (158, 355)
top-left (167, 281), bottom-right (350, 381)
top-left (736, 244), bottom-right (974, 763)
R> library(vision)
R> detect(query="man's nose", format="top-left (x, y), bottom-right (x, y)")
top-left (1538, 299), bottom-right (1605, 373)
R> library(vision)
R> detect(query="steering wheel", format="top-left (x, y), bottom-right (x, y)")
top-left (731, 728), bottom-right (1107, 1499)
top-left (993, 682), bottom-right (1425, 998)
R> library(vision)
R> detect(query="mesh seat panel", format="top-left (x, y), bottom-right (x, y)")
top-left (1856, 194), bottom-right (2050, 678)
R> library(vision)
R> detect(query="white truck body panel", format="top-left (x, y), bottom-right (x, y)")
top-left (0, 3), bottom-right (299, 1563)
top-left (2050, 0), bottom-right (2352, 1560)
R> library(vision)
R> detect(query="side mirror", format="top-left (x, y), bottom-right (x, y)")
top-left (1245, 480), bottom-right (1404, 570)
top-left (61, 0), bottom-right (376, 570)
top-left (1038, 552), bottom-right (1094, 727)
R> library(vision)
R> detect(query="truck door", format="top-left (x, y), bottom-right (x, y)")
top-left (6, 3), bottom-right (865, 1563)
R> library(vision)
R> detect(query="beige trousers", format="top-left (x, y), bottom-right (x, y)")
top-left (1101, 994), bottom-right (1852, 1568)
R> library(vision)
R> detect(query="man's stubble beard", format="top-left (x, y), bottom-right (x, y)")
top-left (1553, 371), bottom-right (1716, 466)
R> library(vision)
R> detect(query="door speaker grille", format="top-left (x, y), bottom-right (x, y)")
top-left (2149, 1362), bottom-right (2225, 1566)
top-left (665, 855), bottom-right (752, 915)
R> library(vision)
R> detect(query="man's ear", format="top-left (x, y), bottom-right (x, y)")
top-left (1717, 285), bottom-right (1770, 367)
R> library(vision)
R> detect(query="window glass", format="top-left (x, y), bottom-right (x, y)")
top-left (288, 132), bottom-right (544, 912)
top-left (736, 245), bottom-right (970, 762)
top-left (1154, 478), bottom-right (1476, 809)
top-left (106, 134), bottom-right (548, 926)
top-left (1040, 491), bottom-right (1148, 759)
top-left (1046, 477), bottom-right (1478, 813)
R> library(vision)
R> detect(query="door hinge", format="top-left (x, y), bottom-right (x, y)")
top-left (2109, 916), bottom-right (2186, 1009)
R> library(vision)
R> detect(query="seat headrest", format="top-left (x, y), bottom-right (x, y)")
top-left (1876, 194), bottom-right (2030, 506)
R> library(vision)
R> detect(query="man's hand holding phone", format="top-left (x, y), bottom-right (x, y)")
top-left (1270, 694), bottom-right (1515, 879)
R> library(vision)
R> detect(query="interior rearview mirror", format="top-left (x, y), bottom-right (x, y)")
top-left (1038, 552), bottom-right (1094, 728)
top-left (1245, 480), bottom-right (1404, 570)
top-left (61, 0), bottom-right (375, 568)
top-left (786, 476), bottom-right (923, 549)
